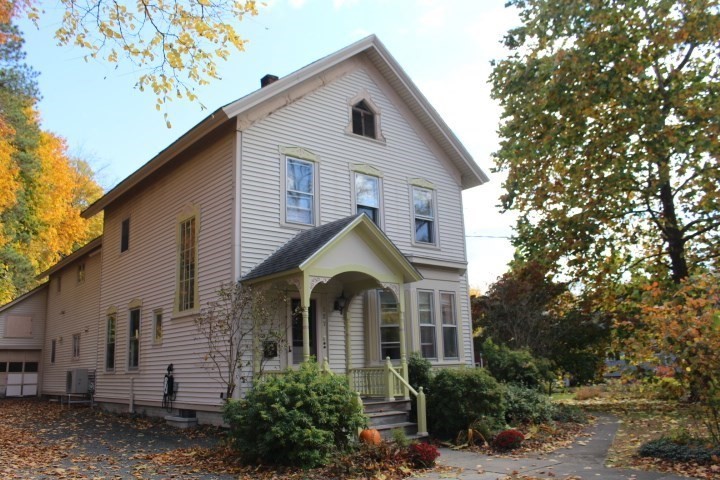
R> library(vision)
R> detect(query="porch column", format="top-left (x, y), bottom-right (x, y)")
top-left (398, 285), bottom-right (410, 400)
top-left (344, 297), bottom-right (352, 374)
top-left (300, 276), bottom-right (311, 362)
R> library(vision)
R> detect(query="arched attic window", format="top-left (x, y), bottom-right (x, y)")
top-left (351, 100), bottom-right (377, 139)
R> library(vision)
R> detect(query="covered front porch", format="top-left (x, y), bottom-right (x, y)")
top-left (241, 214), bottom-right (428, 435)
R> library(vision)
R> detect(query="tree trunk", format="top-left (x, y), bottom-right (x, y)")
top-left (659, 181), bottom-right (689, 283)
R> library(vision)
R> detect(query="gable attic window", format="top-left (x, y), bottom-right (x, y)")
top-left (352, 100), bottom-right (376, 138)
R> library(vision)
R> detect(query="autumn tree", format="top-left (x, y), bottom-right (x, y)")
top-left (0, 21), bottom-right (103, 303)
top-left (20, 0), bottom-right (260, 115)
top-left (491, 0), bottom-right (720, 289)
top-left (620, 273), bottom-right (720, 442)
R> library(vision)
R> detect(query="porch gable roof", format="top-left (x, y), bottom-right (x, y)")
top-left (241, 214), bottom-right (422, 284)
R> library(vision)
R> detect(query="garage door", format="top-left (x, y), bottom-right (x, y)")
top-left (1, 361), bottom-right (38, 397)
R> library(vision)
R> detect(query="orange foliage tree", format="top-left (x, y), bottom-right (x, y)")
top-left (619, 273), bottom-right (720, 442)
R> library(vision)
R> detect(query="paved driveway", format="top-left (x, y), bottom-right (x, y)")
top-left (412, 415), bottom-right (697, 480)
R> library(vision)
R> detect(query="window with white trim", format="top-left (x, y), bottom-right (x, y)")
top-left (412, 186), bottom-right (435, 244)
top-left (106, 314), bottom-right (116, 370)
top-left (355, 173), bottom-right (381, 225)
top-left (178, 216), bottom-right (197, 312)
top-left (417, 291), bottom-right (436, 359)
top-left (441, 292), bottom-right (459, 359)
top-left (378, 290), bottom-right (401, 360)
top-left (286, 157), bottom-right (315, 225)
top-left (128, 308), bottom-right (140, 369)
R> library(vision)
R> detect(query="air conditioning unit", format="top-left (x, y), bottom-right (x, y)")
top-left (66, 368), bottom-right (89, 394)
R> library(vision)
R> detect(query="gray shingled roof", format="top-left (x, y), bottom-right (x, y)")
top-left (242, 214), bottom-right (362, 282)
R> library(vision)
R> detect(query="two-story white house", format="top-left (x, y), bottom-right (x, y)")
top-left (0, 36), bottom-right (488, 430)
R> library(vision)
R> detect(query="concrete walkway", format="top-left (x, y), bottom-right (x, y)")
top-left (411, 415), bottom-right (696, 480)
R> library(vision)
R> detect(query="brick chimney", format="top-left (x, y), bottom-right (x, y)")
top-left (260, 74), bottom-right (279, 88)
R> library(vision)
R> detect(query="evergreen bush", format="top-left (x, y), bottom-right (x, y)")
top-left (482, 338), bottom-right (553, 388)
top-left (427, 367), bottom-right (505, 439)
top-left (503, 384), bottom-right (556, 425)
top-left (223, 362), bottom-right (366, 468)
top-left (638, 437), bottom-right (720, 465)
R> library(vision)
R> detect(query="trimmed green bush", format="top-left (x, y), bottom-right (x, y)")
top-left (638, 437), bottom-right (720, 465)
top-left (482, 338), bottom-right (554, 389)
top-left (408, 352), bottom-right (433, 422)
top-left (427, 367), bottom-right (505, 439)
top-left (223, 362), bottom-right (366, 468)
top-left (503, 384), bottom-right (556, 425)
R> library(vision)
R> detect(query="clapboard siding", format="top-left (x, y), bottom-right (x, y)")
top-left (96, 130), bottom-right (235, 409)
top-left (43, 251), bottom-right (102, 394)
top-left (0, 286), bottom-right (47, 350)
top-left (240, 64), bottom-right (468, 276)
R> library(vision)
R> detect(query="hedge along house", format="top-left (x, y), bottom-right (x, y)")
top-left (0, 36), bottom-right (488, 430)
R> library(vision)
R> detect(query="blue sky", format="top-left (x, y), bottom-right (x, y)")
top-left (18, 0), bottom-right (520, 290)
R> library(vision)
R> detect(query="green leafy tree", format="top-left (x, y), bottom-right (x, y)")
top-left (491, 0), bottom-right (720, 288)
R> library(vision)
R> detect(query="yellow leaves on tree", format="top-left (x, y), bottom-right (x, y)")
top-left (21, 131), bottom-right (103, 274)
top-left (52, 0), bottom-right (261, 116)
top-left (0, 121), bottom-right (19, 215)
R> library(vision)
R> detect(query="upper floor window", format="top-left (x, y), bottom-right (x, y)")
top-left (286, 157), bottom-right (315, 225)
top-left (121, 218), bottom-right (130, 252)
top-left (355, 173), bottom-right (381, 225)
top-left (51, 339), bottom-right (56, 364)
top-left (178, 216), bottom-right (197, 312)
top-left (412, 186), bottom-right (436, 245)
top-left (77, 263), bottom-right (85, 284)
top-left (352, 100), bottom-right (376, 139)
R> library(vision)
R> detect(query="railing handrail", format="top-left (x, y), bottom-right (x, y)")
top-left (387, 362), bottom-right (418, 397)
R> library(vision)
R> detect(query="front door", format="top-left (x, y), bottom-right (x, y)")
top-left (290, 299), bottom-right (318, 365)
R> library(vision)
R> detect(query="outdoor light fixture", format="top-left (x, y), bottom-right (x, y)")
top-left (334, 291), bottom-right (347, 314)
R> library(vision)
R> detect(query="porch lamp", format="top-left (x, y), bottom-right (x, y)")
top-left (334, 291), bottom-right (347, 314)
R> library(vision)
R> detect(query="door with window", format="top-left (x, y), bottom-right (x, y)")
top-left (288, 299), bottom-right (320, 366)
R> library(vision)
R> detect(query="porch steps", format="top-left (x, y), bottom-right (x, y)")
top-left (362, 398), bottom-right (426, 440)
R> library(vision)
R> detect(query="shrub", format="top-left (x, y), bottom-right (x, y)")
top-left (427, 367), bottom-right (505, 439)
top-left (647, 377), bottom-right (685, 401)
top-left (638, 437), bottom-right (720, 465)
top-left (574, 385), bottom-right (604, 400)
top-left (551, 404), bottom-right (589, 424)
top-left (223, 362), bottom-right (366, 468)
top-left (503, 384), bottom-right (556, 425)
top-left (408, 443), bottom-right (440, 468)
top-left (493, 429), bottom-right (525, 450)
top-left (482, 339), bottom-right (553, 389)
top-left (408, 352), bottom-right (433, 422)
top-left (391, 428), bottom-right (410, 447)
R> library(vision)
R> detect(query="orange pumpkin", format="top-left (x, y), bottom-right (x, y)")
top-left (359, 428), bottom-right (382, 445)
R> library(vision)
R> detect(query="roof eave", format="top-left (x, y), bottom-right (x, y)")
top-left (82, 110), bottom-right (231, 218)
top-left (0, 282), bottom-right (48, 314)
top-left (36, 236), bottom-right (103, 280)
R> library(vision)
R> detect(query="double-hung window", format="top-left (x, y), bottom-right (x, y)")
top-left (378, 290), bottom-right (401, 360)
top-left (178, 216), bottom-right (197, 312)
top-left (286, 157), bottom-right (315, 225)
top-left (121, 218), bottom-right (130, 252)
top-left (106, 314), bottom-right (116, 370)
top-left (72, 333), bottom-right (81, 359)
top-left (412, 187), bottom-right (435, 244)
top-left (351, 100), bottom-right (376, 139)
top-left (153, 309), bottom-right (163, 344)
top-left (128, 308), bottom-right (140, 370)
top-left (355, 173), bottom-right (380, 225)
top-left (440, 292), bottom-right (459, 359)
top-left (417, 291), bottom-right (436, 359)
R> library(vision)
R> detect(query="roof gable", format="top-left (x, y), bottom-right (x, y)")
top-left (82, 36), bottom-right (487, 218)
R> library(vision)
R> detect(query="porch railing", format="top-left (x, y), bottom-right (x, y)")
top-left (349, 358), bottom-right (428, 437)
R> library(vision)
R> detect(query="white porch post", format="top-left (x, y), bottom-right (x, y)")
top-left (344, 296), bottom-right (352, 374)
top-left (398, 285), bottom-right (410, 400)
top-left (301, 275), bottom-right (311, 362)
